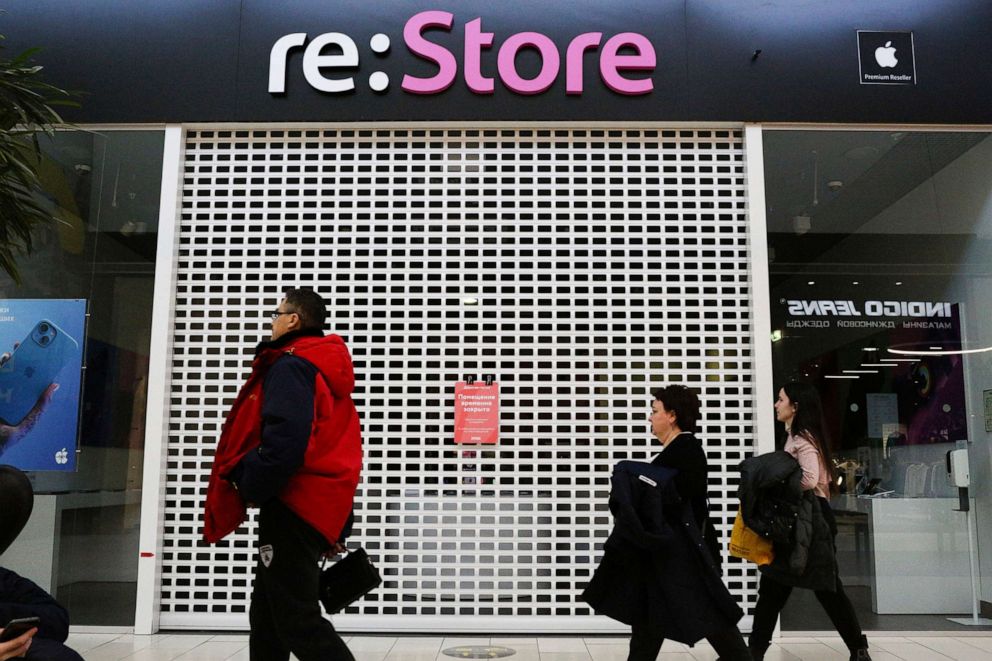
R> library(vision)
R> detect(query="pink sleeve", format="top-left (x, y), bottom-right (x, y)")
top-left (792, 436), bottom-right (821, 491)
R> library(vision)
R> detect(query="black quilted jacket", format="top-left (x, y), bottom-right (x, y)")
top-left (738, 452), bottom-right (837, 592)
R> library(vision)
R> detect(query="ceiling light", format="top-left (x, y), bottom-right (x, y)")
top-left (826, 375), bottom-right (859, 379)
top-left (843, 370), bottom-right (879, 374)
top-left (844, 146), bottom-right (879, 160)
top-left (889, 346), bottom-right (992, 357)
top-left (807, 280), bottom-right (815, 285)
top-left (861, 363), bottom-right (896, 367)
top-left (852, 281), bottom-right (860, 285)
top-left (863, 347), bottom-right (877, 351)
top-left (461, 297), bottom-right (479, 305)
top-left (895, 281), bottom-right (903, 286)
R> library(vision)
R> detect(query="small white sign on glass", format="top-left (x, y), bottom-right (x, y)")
top-left (984, 389), bottom-right (992, 433)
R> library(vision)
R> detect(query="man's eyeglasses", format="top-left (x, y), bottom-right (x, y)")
top-left (269, 310), bottom-right (296, 320)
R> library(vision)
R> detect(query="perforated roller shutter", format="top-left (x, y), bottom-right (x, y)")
top-left (160, 126), bottom-right (759, 631)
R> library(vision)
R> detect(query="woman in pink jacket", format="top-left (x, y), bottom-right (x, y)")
top-left (747, 382), bottom-right (871, 661)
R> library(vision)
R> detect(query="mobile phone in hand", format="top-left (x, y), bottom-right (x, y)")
top-left (0, 616), bottom-right (40, 642)
top-left (0, 319), bottom-right (77, 425)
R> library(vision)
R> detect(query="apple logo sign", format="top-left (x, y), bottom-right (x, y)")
top-left (875, 41), bottom-right (898, 68)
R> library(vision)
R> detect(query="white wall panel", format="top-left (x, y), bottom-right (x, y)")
top-left (160, 126), bottom-right (759, 631)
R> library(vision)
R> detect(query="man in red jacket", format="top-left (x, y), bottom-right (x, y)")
top-left (203, 288), bottom-right (362, 661)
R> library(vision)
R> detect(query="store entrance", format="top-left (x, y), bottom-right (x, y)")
top-left (762, 129), bottom-right (992, 632)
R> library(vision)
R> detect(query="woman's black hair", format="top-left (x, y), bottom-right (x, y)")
top-left (651, 384), bottom-right (701, 433)
top-left (782, 381), bottom-right (838, 494)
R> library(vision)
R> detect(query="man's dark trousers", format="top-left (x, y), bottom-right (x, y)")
top-left (249, 499), bottom-right (354, 661)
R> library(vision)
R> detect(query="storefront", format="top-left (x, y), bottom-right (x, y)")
top-left (1, 0), bottom-right (990, 636)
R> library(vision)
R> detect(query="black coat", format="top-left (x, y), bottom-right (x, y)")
top-left (650, 433), bottom-right (721, 566)
top-left (582, 461), bottom-right (743, 645)
top-left (738, 452), bottom-right (837, 592)
top-left (0, 567), bottom-right (70, 642)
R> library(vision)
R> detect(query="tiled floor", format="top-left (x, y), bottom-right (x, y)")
top-left (61, 633), bottom-right (992, 661)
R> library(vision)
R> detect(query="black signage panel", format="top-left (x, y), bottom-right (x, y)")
top-left (858, 31), bottom-right (916, 86)
top-left (684, 0), bottom-right (991, 123)
top-left (2, 0), bottom-right (991, 124)
top-left (0, 0), bottom-right (242, 124)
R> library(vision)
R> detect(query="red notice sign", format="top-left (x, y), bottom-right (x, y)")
top-left (454, 381), bottom-right (499, 445)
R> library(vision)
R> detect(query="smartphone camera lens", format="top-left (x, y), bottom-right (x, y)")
top-left (39, 335), bottom-right (50, 346)
top-left (39, 323), bottom-right (50, 333)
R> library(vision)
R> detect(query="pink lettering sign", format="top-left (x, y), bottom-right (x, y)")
top-left (402, 10), bottom-right (458, 94)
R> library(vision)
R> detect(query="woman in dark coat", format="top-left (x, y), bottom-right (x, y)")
top-left (628, 385), bottom-right (750, 661)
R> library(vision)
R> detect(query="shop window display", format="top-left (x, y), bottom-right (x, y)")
top-left (0, 130), bottom-right (164, 626)
top-left (764, 130), bottom-right (992, 629)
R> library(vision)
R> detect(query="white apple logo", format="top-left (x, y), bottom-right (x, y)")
top-left (875, 41), bottom-right (898, 68)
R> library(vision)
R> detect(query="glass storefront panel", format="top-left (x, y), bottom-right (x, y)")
top-left (0, 129), bottom-right (164, 626)
top-left (763, 129), bottom-right (992, 629)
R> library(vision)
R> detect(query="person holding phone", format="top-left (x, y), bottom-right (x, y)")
top-left (0, 627), bottom-right (34, 661)
top-left (0, 339), bottom-right (58, 456)
top-left (0, 467), bottom-right (83, 661)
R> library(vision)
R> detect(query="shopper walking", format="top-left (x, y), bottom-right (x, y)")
top-left (584, 385), bottom-right (750, 661)
top-left (203, 288), bottom-right (362, 661)
top-left (747, 382), bottom-right (871, 661)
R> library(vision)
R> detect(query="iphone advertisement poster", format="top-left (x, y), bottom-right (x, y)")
top-left (0, 299), bottom-right (86, 471)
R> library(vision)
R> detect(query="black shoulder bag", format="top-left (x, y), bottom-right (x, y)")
top-left (319, 547), bottom-right (382, 614)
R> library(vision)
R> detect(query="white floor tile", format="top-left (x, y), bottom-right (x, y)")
top-left (538, 653), bottom-right (592, 661)
top-left (493, 638), bottom-right (539, 646)
top-left (350, 637), bottom-right (400, 651)
top-left (84, 645), bottom-right (148, 661)
top-left (963, 638), bottom-right (992, 653)
top-left (391, 637), bottom-right (444, 653)
top-left (586, 643), bottom-right (629, 661)
top-left (906, 637), bottom-right (992, 660)
top-left (537, 638), bottom-right (589, 653)
top-left (583, 638), bottom-right (628, 646)
top-left (174, 641), bottom-right (249, 660)
top-left (353, 651), bottom-right (391, 661)
top-left (64, 631), bottom-right (992, 661)
top-left (442, 638), bottom-right (492, 648)
top-left (383, 654), bottom-right (440, 661)
top-left (776, 642), bottom-right (846, 660)
top-left (863, 642), bottom-right (954, 660)
top-left (120, 648), bottom-right (189, 661)
top-left (867, 637), bottom-right (916, 653)
top-left (206, 635), bottom-right (249, 643)
top-left (759, 646), bottom-right (802, 661)
top-left (65, 633), bottom-right (124, 652)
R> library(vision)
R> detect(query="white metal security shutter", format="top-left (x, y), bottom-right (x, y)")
top-left (160, 126), bottom-right (758, 631)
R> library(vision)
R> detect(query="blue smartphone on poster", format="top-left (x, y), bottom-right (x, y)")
top-left (0, 320), bottom-right (78, 426)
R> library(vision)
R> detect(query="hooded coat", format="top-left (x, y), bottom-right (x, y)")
top-left (203, 329), bottom-right (362, 545)
top-left (582, 461), bottom-right (743, 646)
top-left (738, 452), bottom-right (836, 592)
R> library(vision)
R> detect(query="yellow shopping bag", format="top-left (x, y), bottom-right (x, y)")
top-left (728, 508), bottom-right (774, 565)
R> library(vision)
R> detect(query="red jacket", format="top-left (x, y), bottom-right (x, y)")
top-left (203, 332), bottom-right (362, 544)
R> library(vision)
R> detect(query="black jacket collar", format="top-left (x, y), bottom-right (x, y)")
top-left (254, 327), bottom-right (324, 356)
